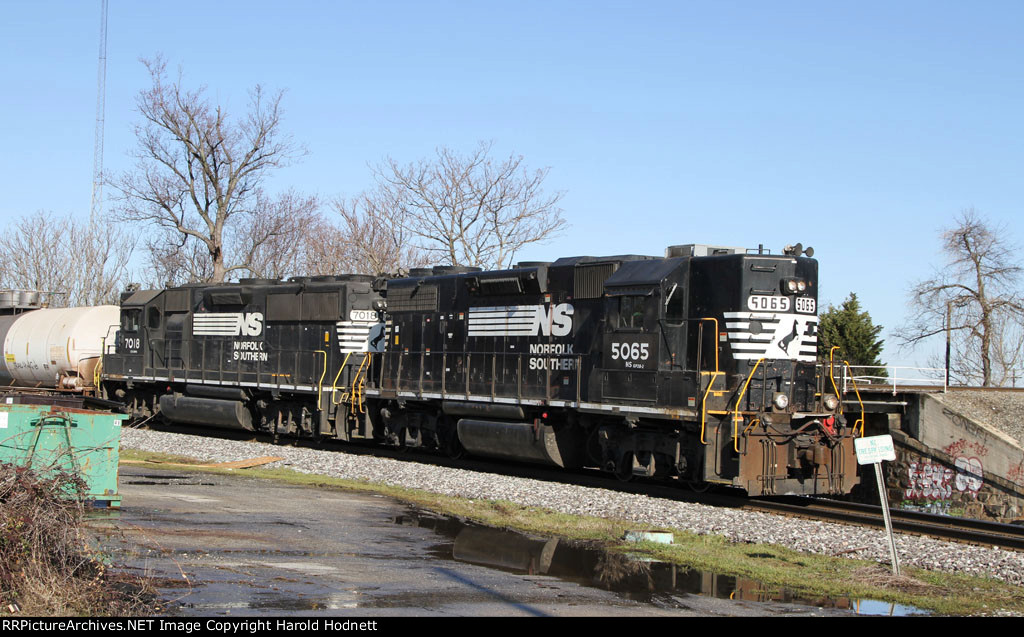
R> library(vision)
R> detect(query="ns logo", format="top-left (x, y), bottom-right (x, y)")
top-left (534, 303), bottom-right (574, 337)
top-left (238, 313), bottom-right (264, 337)
top-left (467, 302), bottom-right (574, 338)
top-left (192, 311), bottom-right (265, 337)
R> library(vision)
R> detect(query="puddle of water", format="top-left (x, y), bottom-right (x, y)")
top-left (393, 511), bottom-right (930, 616)
top-left (854, 599), bottom-right (925, 616)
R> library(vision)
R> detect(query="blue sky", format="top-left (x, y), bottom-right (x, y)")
top-left (1, 1), bottom-right (1022, 369)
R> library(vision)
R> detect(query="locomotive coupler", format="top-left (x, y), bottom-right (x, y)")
top-left (790, 441), bottom-right (831, 469)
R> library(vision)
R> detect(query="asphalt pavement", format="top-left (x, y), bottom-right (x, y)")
top-left (95, 464), bottom-right (862, 617)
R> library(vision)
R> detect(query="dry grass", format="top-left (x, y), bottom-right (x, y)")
top-left (0, 463), bottom-right (157, 616)
top-left (850, 565), bottom-right (950, 597)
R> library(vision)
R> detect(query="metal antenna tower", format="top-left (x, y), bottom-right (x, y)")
top-left (90, 0), bottom-right (109, 219)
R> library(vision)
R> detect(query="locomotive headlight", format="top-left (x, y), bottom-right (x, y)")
top-left (782, 278), bottom-right (808, 294)
top-left (772, 392), bottom-right (790, 410)
top-left (823, 393), bottom-right (840, 410)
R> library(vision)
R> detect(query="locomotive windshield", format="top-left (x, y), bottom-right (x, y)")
top-left (618, 296), bottom-right (646, 329)
top-left (122, 309), bottom-right (140, 332)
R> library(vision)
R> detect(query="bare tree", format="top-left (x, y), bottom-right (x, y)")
top-left (239, 190), bottom-right (321, 280)
top-left (370, 142), bottom-right (567, 270)
top-left (331, 192), bottom-right (429, 275)
top-left (111, 56), bottom-right (309, 283)
top-left (0, 211), bottom-right (132, 306)
top-left (989, 310), bottom-right (1024, 386)
top-left (141, 227), bottom-right (213, 287)
top-left (896, 209), bottom-right (1024, 386)
top-left (297, 216), bottom-right (355, 277)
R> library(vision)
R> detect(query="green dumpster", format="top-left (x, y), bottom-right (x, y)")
top-left (0, 403), bottom-right (125, 507)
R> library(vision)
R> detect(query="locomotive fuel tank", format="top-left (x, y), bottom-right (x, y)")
top-left (0, 306), bottom-right (119, 389)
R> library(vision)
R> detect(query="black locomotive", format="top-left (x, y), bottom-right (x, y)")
top-left (101, 275), bottom-right (385, 440)
top-left (100, 243), bottom-right (859, 496)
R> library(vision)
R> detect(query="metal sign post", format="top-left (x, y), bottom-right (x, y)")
top-left (854, 435), bottom-right (900, 575)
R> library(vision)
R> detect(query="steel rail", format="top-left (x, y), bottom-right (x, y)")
top-left (748, 496), bottom-right (1024, 551)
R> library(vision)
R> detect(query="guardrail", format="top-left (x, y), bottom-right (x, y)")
top-left (830, 365), bottom-right (948, 395)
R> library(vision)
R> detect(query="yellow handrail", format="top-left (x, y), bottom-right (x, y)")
top-left (315, 350), bottom-right (328, 412)
top-left (732, 358), bottom-right (765, 453)
top-left (698, 317), bottom-right (722, 445)
top-left (351, 354), bottom-right (371, 414)
top-left (828, 346), bottom-right (842, 414)
top-left (842, 360), bottom-right (866, 437)
top-left (94, 337), bottom-right (105, 389)
top-left (330, 352), bottom-right (354, 405)
top-left (700, 371), bottom-right (723, 445)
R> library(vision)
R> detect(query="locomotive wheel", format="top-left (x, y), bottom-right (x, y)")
top-left (615, 452), bottom-right (634, 482)
top-left (686, 456), bottom-right (709, 491)
top-left (687, 480), bottom-right (710, 493)
top-left (584, 427), bottom-right (603, 466)
top-left (437, 415), bottom-right (464, 459)
top-left (444, 431), bottom-right (465, 459)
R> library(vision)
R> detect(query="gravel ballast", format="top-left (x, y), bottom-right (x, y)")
top-left (120, 427), bottom-right (1024, 587)
top-left (933, 390), bottom-right (1024, 448)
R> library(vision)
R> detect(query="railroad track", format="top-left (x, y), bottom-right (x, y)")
top-left (748, 496), bottom-right (1024, 551)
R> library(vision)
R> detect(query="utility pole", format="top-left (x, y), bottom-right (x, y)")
top-left (90, 0), bottom-right (109, 219)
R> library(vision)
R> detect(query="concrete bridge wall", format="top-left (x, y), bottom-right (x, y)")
top-left (856, 392), bottom-right (1024, 523)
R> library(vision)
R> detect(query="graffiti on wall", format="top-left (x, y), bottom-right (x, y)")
top-left (904, 442), bottom-right (985, 511)
top-left (905, 461), bottom-right (953, 501)
top-left (943, 438), bottom-right (988, 460)
top-left (1007, 461), bottom-right (1024, 486)
top-left (954, 456), bottom-right (984, 494)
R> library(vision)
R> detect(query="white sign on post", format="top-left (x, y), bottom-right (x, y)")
top-left (854, 434), bottom-right (896, 465)
top-left (853, 434), bottom-right (901, 576)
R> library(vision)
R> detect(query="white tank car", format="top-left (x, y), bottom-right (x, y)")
top-left (0, 306), bottom-right (120, 390)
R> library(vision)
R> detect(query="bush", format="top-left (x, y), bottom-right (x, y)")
top-left (0, 463), bottom-right (155, 615)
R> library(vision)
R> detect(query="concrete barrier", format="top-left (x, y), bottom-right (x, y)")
top-left (886, 393), bottom-right (1024, 522)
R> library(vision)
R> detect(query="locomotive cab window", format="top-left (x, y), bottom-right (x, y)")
top-left (664, 285), bottom-right (685, 325)
top-left (122, 310), bottom-right (141, 332)
top-left (148, 307), bottom-right (162, 329)
top-left (618, 296), bottom-right (646, 329)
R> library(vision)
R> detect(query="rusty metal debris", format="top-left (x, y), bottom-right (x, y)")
top-left (121, 456), bottom-right (284, 470)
